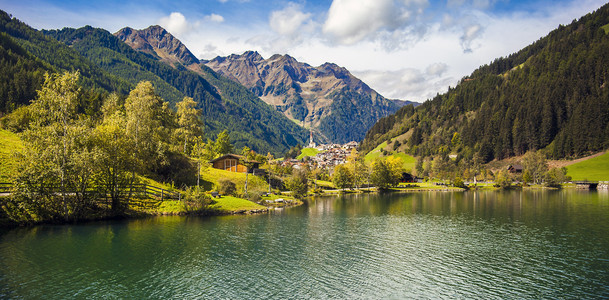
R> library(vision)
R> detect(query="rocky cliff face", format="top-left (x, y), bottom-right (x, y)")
top-left (114, 25), bottom-right (199, 66)
top-left (205, 51), bottom-right (413, 143)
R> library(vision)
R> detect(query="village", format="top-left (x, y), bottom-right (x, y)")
top-left (279, 131), bottom-right (359, 170)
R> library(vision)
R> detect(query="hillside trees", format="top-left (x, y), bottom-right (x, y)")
top-left (12, 71), bottom-right (96, 221)
top-left (360, 4), bottom-right (609, 163)
top-left (175, 96), bottom-right (202, 154)
top-left (214, 130), bottom-right (233, 156)
top-left (332, 164), bottom-right (354, 191)
top-left (7, 73), bottom-right (208, 221)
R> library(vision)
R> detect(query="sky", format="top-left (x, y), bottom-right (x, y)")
top-left (1, 0), bottom-right (607, 102)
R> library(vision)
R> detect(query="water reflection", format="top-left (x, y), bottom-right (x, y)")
top-left (1, 190), bottom-right (609, 298)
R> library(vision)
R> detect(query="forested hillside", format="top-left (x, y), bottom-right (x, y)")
top-left (0, 11), bottom-right (308, 155)
top-left (0, 10), bottom-right (132, 115)
top-left (361, 3), bottom-right (609, 161)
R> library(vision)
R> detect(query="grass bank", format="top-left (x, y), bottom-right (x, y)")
top-left (566, 151), bottom-right (609, 181)
top-left (297, 147), bottom-right (320, 159)
top-left (0, 129), bottom-right (23, 182)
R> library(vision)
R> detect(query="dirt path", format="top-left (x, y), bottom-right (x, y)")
top-left (548, 151), bottom-right (607, 168)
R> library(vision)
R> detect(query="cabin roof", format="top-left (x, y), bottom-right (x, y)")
top-left (209, 154), bottom-right (260, 164)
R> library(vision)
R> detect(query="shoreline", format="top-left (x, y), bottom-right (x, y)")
top-left (0, 184), bottom-right (598, 227)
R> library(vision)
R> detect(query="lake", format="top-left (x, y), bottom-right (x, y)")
top-left (1, 190), bottom-right (609, 298)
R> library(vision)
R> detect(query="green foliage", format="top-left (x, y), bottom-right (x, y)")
top-left (217, 178), bottom-right (237, 196)
top-left (181, 187), bottom-right (213, 212)
top-left (332, 164), bottom-right (354, 190)
top-left (361, 4), bottom-right (609, 162)
top-left (371, 160), bottom-right (397, 190)
top-left (175, 96), bottom-right (202, 154)
top-left (12, 71), bottom-right (98, 221)
top-left (494, 170), bottom-right (513, 189)
top-left (214, 130), bottom-right (233, 156)
top-left (522, 151), bottom-right (548, 184)
top-left (285, 169), bottom-right (308, 198)
top-left (452, 177), bottom-right (466, 189)
top-left (545, 167), bottom-right (571, 187)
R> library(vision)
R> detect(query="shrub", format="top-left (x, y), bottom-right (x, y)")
top-left (452, 177), bottom-right (467, 189)
top-left (181, 187), bottom-right (213, 212)
top-left (217, 178), bottom-right (237, 196)
top-left (285, 169), bottom-right (308, 198)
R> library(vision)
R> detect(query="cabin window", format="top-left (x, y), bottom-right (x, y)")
top-left (224, 159), bottom-right (238, 172)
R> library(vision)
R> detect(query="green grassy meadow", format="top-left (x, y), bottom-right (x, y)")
top-left (0, 129), bottom-right (24, 182)
top-left (364, 141), bottom-right (388, 162)
top-left (199, 167), bottom-right (270, 193)
top-left (208, 196), bottom-right (266, 212)
top-left (297, 147), bottom-right (320, 159)
top-left (566, 151), bottom-right (609, 181)
top-left (364, 143), bottom-right (416, 173)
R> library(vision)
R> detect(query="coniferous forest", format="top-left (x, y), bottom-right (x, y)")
top-left (361, 3), bottom-right (609, 162)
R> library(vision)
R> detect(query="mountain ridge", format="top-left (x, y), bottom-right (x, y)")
top-left (204, 51), bottom-right (417, 143)
top-left (114, 25), bottom-right (199, 66)
top-left (361, 3), bottom-right (609, 162)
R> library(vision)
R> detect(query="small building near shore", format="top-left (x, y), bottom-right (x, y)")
top-left (507, 164), bottom-right (524, 173)
top-left (210, 154), bottom-right (261, 173)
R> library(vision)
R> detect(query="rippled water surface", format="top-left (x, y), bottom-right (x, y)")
top-left (2, 190), bottom-right (609, 298)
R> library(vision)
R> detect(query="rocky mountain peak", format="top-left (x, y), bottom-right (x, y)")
top-left (242, 50), bottom-right (264, 62)
top-left (114, 25), bottom-right (199, 66)
top-left (204, 52), bottom-right (414, 143)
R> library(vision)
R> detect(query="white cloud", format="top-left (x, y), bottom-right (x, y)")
top-left (269, 3), bottom-right (313, 37)
top-left (426, 63), bottom-right (448, 77)
top-left (322, 0), bottom-right (428, 48)
top-left (460, 23), bottom-right (483, 52)
top-left (206, 13), bottom-right (225, 23)
top-left (158, 12), bottom-right (195, 36)
top-left (354, 67), bottom-right (454, 101)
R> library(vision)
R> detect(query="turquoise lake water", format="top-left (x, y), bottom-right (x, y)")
top-left (1, 190), bottom-right (609, 298)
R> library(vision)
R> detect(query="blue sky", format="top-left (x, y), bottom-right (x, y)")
top-left (1, 0), bottom-right (606, 101)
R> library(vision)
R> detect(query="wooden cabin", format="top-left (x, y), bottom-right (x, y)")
top-left (400, 172), bottom-right (417, 183)
top-left (210, 154), bottom-right (260, 173)
top-left (507, 164), bottom-right (524, 173)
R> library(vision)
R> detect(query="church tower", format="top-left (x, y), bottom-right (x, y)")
top-left (308, 130), bottom-right (316, 148)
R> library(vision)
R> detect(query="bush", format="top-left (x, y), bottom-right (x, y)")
top-left (243, 192), bottom-right (262, 202)
top-left (285, 169), bottom-right (308, 198)
top-left (181, 187), bottom-right (213, 212)
top-left (217, 178), bottom-right (237, 196)
top-left (452, 177), bottom-right (467, 189)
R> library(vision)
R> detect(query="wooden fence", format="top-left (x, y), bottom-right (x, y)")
top-left (0, 182), bottom-right (181, 201)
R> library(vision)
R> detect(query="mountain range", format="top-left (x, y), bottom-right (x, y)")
top-left (0, 11), bottom-right (415, 152)
top-left (113, 25), bottom-right (416, 143)
top-left (204, 51), bottom-right (416, 143)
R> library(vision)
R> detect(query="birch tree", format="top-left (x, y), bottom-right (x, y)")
top-left (175, 96), bottom-right (202, 154)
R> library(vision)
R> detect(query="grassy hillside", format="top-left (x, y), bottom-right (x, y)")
top-left (199, 167), bottom-right (270, 194)
top-left (364, 141), bottom-right (388, 162)
top-left (0, 129), bottom-right (23, 182)
top-left (364, 143), bottom-right (416, 172)
top-left (566, 151), bottom-right (609, 181)
top-left (297, 147), bottom-right (320, 159)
